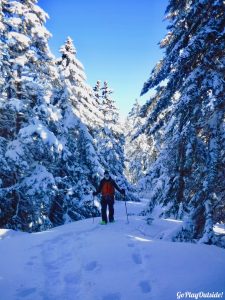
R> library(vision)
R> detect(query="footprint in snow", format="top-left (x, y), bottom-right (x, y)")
top-left (64, 272), bottom-right (81, 285)
top-left (26, 255), bottom-right (38, 266)
top-left (102, 292), bottom-right (121, 300)
top-left (132, 253), bottom-right (142, 265)
top-left (127, 243), bottom-right (134, 248)
top-left (16, 287), bottom-right (37, 298)
top-left (51, 233), bottom-right (72, 244)
top-left (30, 255), bottom-right (37, 259)
top-left (139, 280), bottom-right (151, 294)
top-left (45, 261), bottom-right (59, 271)
top-left (85, 260), bottom-right (98, 271)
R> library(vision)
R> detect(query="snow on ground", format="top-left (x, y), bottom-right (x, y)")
top-left (0, 200), bottom-right (225, 300)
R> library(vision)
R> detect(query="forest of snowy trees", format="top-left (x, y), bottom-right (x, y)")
top-left (0, 0), bottom-right (132, 232)
top-left (0, 0), bottom-right (224, 247)
top-left (127, 0), bottom-right (225, 246)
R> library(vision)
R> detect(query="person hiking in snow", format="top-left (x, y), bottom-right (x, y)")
top-left (93, 170), bottom-right (125, 224)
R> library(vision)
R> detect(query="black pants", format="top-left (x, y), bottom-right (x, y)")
top-left (101, 195), bottom-right (114, 223)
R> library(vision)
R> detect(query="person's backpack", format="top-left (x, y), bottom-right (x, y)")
top-left (102, 180), bottom-right (115, 196)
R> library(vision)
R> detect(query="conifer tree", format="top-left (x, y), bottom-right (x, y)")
top-left (54, 38), bottom-right (105, 223)
top-left (96, 82), bottom-right (124, 176)
top-left (101, 81), bottom-right (119, 125)
top-left (0, 0), bottom-right (62, 231)
top-left (138, 0), bottom-right (225, 244)
top-left (57, 37), bottom-right (103, 129)
top-left (93, 80), bottom-right (101, 105)
top-left (125, 100), bottom-right (155, 185)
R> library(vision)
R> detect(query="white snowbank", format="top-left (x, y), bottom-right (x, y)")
top-left (0, 201), bottom-right (224, 300)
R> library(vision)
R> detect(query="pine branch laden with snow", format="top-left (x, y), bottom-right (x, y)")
top-left (135, 0), bottom-right (225, 244)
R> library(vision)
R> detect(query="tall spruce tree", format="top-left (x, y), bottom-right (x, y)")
top-left (54, 38), bottom-right (106, 224)
top-left (57, 37), bottom-right (103, 130)
top-left (138, 0), bottom-right (225, 244)
top-left (125, 99), bottom-right (155, 185)
top-left (0, 0), bottom-right (61, 231)
top-left (93, 80), bottom-right (101, 105)
top-left (96, 81), bottom-right (125, 176)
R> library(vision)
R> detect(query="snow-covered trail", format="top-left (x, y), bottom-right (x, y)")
top-left (0, 200), bottom-right (225, 300)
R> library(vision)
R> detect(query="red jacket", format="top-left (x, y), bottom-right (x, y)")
top-left (95, 177), bottom-right (122, 197)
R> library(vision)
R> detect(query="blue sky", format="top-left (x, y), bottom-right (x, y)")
top-left (38, 0), bottom-right (169, 118)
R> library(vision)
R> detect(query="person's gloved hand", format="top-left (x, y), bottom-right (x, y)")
top-left (121, 189), bottom-right (125, 195)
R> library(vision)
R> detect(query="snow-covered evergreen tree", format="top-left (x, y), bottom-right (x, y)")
top-left (100, 81), bottom-right (119, 126)
top-left (93, 80), bottom-right (101, 105)
top-left (125, 99), bottom-right (156, 185)
top-left (48, 114), bottom-right (102, 226)
top-left (138, 0), bottom-right (225, 244)
top-left (53, 38), bottom-right (109, 224)
top-left (57, 37), bottom-right (103, 129)
top-left (0, 1), bottom-right (102, 232)
top-left (96, 82), bottom-right (124, 176)
top-left (0, 0), bottom-right (63, 231)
